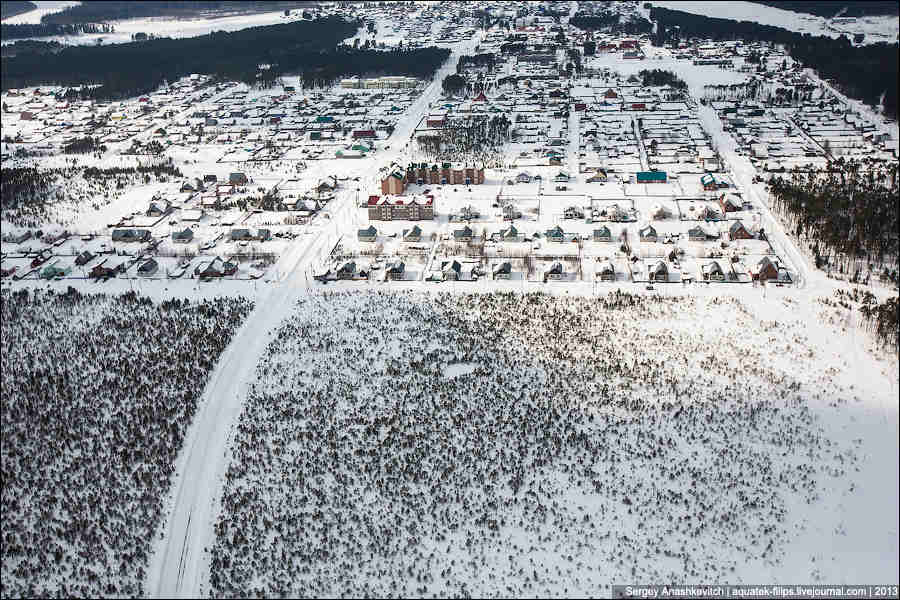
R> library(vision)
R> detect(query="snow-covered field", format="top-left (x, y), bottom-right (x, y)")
top-left (0, 288), bottom-right (253, 597)
top-left (2, 4), bottom-right (316, 46)
top-left (1, 1), bottom-right (80, 25)
top-left (645, 1), bottom-right (899, 44)
top-left (207, 289), bottom-right (898, 597)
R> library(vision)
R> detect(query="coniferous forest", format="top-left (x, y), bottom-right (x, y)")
top-left (0, 1), bottom-right (36, 20)
top-left (767, 159), bottom-right (899, 285)
top-left (747, 1), bottom-right (899, 18)
top-left (649, 7), bottom-right (899, 119)
top-left (39, 1), bottom-right (317, 24)
top-left (1, 17), bottom-right (449, 99)
top-left (2, 23), bottom-right (116, 40)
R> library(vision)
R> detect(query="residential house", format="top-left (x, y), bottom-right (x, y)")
top-left (386, 261), bottom-right (405, 280)
top-left (687, 225), bottom-right (717, 242)
top-left (754, 256), bottom-right (790, 283)
top-left (593, 226), bottom-right (612, 242)
top-left (499, 224), bottom-right (519, 241)
top-left (195, 257), bottom-right (237, 278)
top-left (402, 225), bottom-right (422, 242)
top-left (172, 228), bottom-right (194, 244)
top-left (729, 220), bottom-right (753, 240)
top-left (453, 225), bottom-right (474, 242)
top-left (137, 258), bottom-right (159, 277)
top-left (358, 225), bottom-right (378, 242)
top-left (596, 259), bottom-right (615, 281)
top-left (649, 260), bottom-right (668, 282)
top-left (493, 261), bottom-right (512, 280)
top-left (700, 173), bottom-right (718, 191)
top-left (545, 225), bottom-right (566, 243)
top-left (718, 194), bottom-right (743, 213)
top-left (146, 200), bottom-right (172, 218)
top-left (381, 171), bottom-right (407, 195)
top-left (544, 261), bottom-right (564, 282)
top-left (651, 204), bottom-right (672, 220)
top-left (112, 229), bottom-right (151, 243)
top-left (90, 260), bottom-right (125, 279)
top-left (701, 260), bottom-right (726, 281)
top-left (553, 171), bottom-right (570, 183)
top-left (564, 206), bottom-right (584, 220)
top-left (516, 171), bottom-right (532, 183)
top-left (637, 170), bottom-right (667, 183)
top-left (229, 172), bottom-right (248, 185)
top-left (337, 261), bottom-right (357, 279)
top-left (441, 260), bottom-right (462, 281)
top-left (639, 224), bottom-right (658, 242)
top-left (75, 250), bottom-right (95, 266)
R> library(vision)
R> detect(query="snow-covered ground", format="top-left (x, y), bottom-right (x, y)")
top-left (646, 1), bottom-right (899, 44)
top-left (2, 8), bottom-right (315, 46)
top-left (1, 1), bottom-right (80, 25)
top-left (204, 289), bottom-right (898, 596)
top-left (2, 5), bottom-right (897, 596)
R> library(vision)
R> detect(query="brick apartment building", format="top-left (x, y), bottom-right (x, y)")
top-left (367, 195), bottom-right (435, 221)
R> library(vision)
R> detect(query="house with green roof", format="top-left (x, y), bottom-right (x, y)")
top-left (637, 170), bottom-right (667, 183)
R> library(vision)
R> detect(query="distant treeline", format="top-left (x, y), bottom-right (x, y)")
top-left (2, 17), bottom-right (448, 99)
top-left (569, 12), bottom-right (652, 35)
top-left (0, 1), bottom-right (36, 20)
top-left (2, 23), bottom-right (115, 40)
top-left (41, 1), bottom-right (316, 24)
top-left (748, 1), bottom-right (899, 18)
top-left (649, 7), bottom-right (899, 119)
top-left (0, 40), bottom-right (61, 58)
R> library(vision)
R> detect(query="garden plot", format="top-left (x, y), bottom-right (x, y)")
top-left (1, 288), bottom-right (253, 598)
top-left (207, 290), bottom-right (893, 597)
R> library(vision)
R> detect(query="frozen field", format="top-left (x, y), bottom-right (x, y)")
top-left (206, 290), bottom-right (898, 597)
top-left (644, 1), bottom-right (899, 44)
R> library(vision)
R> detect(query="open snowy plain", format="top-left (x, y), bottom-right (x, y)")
top-left (203, 289), bottom-right (897, 597)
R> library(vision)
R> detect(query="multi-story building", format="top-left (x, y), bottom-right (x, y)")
top-left (367, 195), bottom-right (435, 221)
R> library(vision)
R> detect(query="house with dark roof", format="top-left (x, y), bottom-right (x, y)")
top-left (441, 260), bottom-right (461, 281)
top-left (638, 224), bottom-right (657, 242)
top-left (172, 228), bottom-right (194, 244)
top-left (453, 226), bottom-right (473, 242)
top-left (337, 261), bottom-right (357, 280)
top-left (545, 225), bottom-right (566, 243)
top-left (544, 261), bottom-right (564, 282)
top-left (729, 220), bottom-right (754, 240)
top-left (649, 260), bottom-right (668, 282)
top-left (402, 225), bottom-right (422, 242)
top-left (112, 229), bottom-right (151, 243)
top-left (593, 226), bottom-right (612, 242)
top-left (358, 225), bottom-right (378, 242)
top-left (493, 261), bottom-right (512, 280)
top-left (596, 259), bottom-right (615, 281)
top-left (137, 258), bottom-right (158, 277)
top-left (386, 261), bottom-right (405, 280)
top-left (701, 260), bottom-right (726, 281)
top-left (74, 250), bottom-right (95, 266)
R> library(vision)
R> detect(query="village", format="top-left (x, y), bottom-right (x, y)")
top-left (2, 2), bottom-right (898, 599)
top-left (3, 2), bottom-right (897, 295)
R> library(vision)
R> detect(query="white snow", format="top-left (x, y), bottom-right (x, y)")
top-left (1, 1), bottom-right (80, 25)
top-left (647, 1), bottom-right (899, 44)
